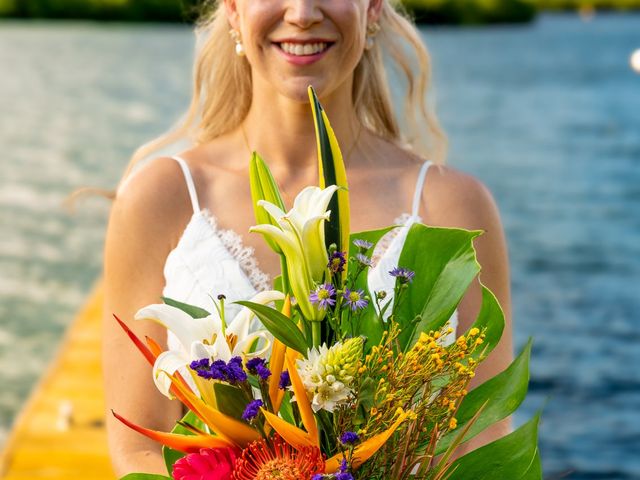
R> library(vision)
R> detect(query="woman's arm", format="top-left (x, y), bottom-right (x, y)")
top-left (425, 165), bottom-right (514, 456)
top-left (102, 157), bottom-right (192, 476)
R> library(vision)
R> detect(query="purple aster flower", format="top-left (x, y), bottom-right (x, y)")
top-left (389, 266), bottom-right (415, 284)
top-left (353, 239), bottom-right (373, 250)
top-left (241, 399), bottom-right (263, 421)
top-left (309, 283), bottom-right (336, 310)
top-left (311, 475), bottom-right (325, 480)
top-left (343, 289), bottom-right (368, 312)
top-left (340, 431), bottom-right (360, 445)
top-left (328, 251), bottom-right (347, 274)
top-left (356, 253), bottom-right (373, 267)
top-left (279, 371), bottom-right (291, 390)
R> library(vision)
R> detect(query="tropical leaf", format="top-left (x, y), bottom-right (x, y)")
top-left (308, 86), bottom-right (350, 275)
top-left (234, 300), bottom-right (309, 354)
top-left (249, 152), bottom-right (286, 254)
top-left (395, 224), bottom-right (482, 350)
top-left (213, 383), bottom-right (248, 420)
top-left (435, 340), bottom-right (532, 454)
top-left (464, 285), bottom-right (506, 362)
top-left (520, 450), bottom-right (543, 479)
top-left (443, 414), bottom-right (542, 480)
top-left (161, 296), bottom-right (210, 319)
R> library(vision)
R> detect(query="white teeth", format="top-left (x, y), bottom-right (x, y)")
top-left (279, 42), bottom-right (328, 56)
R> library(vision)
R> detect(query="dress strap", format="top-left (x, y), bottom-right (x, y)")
top-left (410, 160), bottom-right (433, 219)
top-left (171, 155), bottom-right (201, 214)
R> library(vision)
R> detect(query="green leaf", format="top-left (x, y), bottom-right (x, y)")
top-left (249, 152), bottom-right (286, 254)
top-left (234, 300), bottom-right (309, 354)
top-left (444, 414), bottom-right (542, 480)
top-left (435, 340), bottom-right (532, 454)
top-left (520, 450), bottom-right (543, 479)
top-left (308, 86), bottom-right (349, 267)
top-left (120, 474), bottom-right (171, 480)
top-left (213, 382), bottom-right (248, 420)
top-left (396, 224), bottom-right (482, 350)
top-left (278, 390), bottom-right (295, 424)
top-left (161, 296), bottom-right (210, 319)
top-left (467, 284), bottom-right (506, 362)
top-left (161, 410), bottom-right (205, 475)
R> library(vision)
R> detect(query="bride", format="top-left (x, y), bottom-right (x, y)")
top-left (102, 0), bottom-right (513, 475)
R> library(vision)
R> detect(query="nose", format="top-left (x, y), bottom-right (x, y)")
top-left (284, 0), bottom-right (323, 29)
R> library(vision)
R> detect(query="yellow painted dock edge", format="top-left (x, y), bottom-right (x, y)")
top-left (0, 280), bottom-right (116, 479)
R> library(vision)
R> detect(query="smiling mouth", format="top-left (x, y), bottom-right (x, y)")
top-left (275, 41), bottom-right (333, 57)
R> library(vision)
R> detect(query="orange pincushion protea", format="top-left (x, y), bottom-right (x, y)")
top-left (233, 435), bottom-right (324, 480)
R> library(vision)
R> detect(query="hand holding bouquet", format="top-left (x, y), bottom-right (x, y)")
top-left (114, 88), bottom-right (541, 480)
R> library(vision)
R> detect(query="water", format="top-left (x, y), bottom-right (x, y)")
top-left (1, 13), bottom-right (639, 478)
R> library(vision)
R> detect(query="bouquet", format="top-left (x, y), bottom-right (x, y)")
top-left (114, 87), bottom-right (541, 479)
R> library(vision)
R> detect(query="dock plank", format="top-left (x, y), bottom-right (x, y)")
top-left (0, 282), bottom-right (116, 479)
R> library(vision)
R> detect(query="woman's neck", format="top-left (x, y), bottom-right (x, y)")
top-left (241, 81), bottom-right (362, 178)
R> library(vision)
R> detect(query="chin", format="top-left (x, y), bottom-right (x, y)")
top-left (278, 77), bottom-right (338, 104)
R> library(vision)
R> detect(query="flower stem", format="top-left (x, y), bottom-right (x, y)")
top-left (312, 321), bottom-right (321, 348)
top-left (279, 255), bottom-right (290, 293)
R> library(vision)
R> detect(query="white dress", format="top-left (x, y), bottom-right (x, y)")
top-left (162, 156), bottom-right (458, 351)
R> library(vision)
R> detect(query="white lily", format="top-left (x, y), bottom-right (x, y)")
top-left (134, 290), bottom-right (285, 400)
top-left (250, 185), bottom-right (339, 321)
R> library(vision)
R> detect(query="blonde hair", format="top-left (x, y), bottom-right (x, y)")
top-left (75, 0), bottom-right (447, 202)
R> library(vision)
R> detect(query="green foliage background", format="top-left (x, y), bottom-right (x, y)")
top-left (1, 0), bottom-right (638, 24)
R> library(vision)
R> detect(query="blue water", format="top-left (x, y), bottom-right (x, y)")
top-left (1, 13), bottom-right (639, 478)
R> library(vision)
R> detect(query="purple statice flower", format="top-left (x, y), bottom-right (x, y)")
top-left (246, 357), bottom-right (271, 380)
top-left (279, 371), bottom-right (291, 390)
top-left (311, 475), bottom-right (325, 480)
top-left (336, 471), bottom-right (354, 480)
top-left (355, 253), bottom-right (373, 267)
top-left (309, 283), bottom-right (336, 310)
top-left (191, 357), bottom-right (248, 383)
top-left (339, 431), bottom-right (360, 445)
top-left (389, 266), bottom-right (415, 284)
top-left (335, 459), bottom-right (354, 480)
top-left (343, 289), bottom-right (368, 312)
top-left (353, 239), bottom-right (373, 250)
top-left (226, 356), bottom-right (248, 383)
top-left (328, 251), bottom-right (347, 274)
top-left (241, 399), bottom-right (263, 421)
top-left (207, 359), bottom-right (229, 381)
top-left (189, 358), bottom-right (210, 372)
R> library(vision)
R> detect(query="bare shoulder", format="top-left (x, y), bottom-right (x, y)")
top-left (106, 156), bottom-right (195, 260)
top-left (423, 164), bottom-right (503, 233)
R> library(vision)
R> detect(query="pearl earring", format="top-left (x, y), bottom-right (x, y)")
top-left (229, 29), bottom-right (245, 57)
top-left (365, 22), bottom-right (381, 50)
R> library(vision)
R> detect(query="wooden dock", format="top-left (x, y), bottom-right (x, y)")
top-left (0, 282), bottom-right (116, 479)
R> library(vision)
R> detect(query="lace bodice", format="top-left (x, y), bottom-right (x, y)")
top-left (162, 157), bottom-right (458, 351)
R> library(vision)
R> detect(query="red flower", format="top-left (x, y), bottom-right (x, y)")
top-left (172, 447), bottom-right (240, 480)
top-left (233, 435), bottom-right (324, 480)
